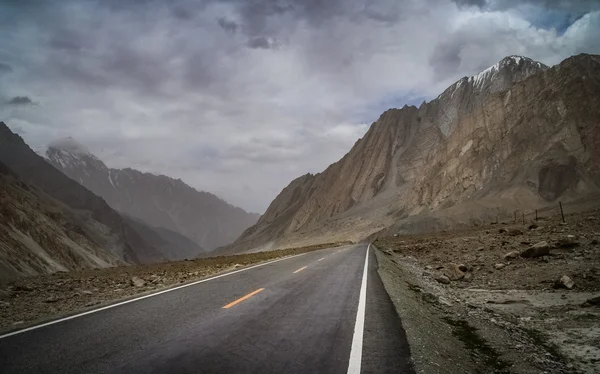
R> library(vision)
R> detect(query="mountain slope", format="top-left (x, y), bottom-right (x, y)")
top-left (223, 54), bottom-right (600, 253)
top-left (46, 143), bottom-right (259, 250)
top-left (0, 160), bottom-right (125, 282)
top-left (0, 123), bottom-right (166, 265)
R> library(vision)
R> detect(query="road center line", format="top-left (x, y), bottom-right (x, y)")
top-left (293, 266), bottom-right (308, 274)
top-left (222, 288), bottom-right (265, 309)
top-left (347, 244), bottom-right (370, 374)
top-left (318, 257), bottom-right (325, 261)
top-left (0, 252), bottom-right (310, 340)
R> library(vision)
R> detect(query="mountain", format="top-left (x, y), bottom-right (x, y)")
top-left (221, 54), bottom-right (600, 254)
top-left (0, 160), bottom-right (126, 281)
top-left (0, 123), bottom-right (166, 265)
top-left (46, 141), bottom-right (260, 251)
top-left (121, 215), bottom-right (205, 261)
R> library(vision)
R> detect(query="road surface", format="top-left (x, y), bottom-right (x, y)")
top-left (0, 244), bottom-right (414, 373)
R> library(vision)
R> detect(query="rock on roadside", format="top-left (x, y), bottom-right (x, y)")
top-left (554, 275), bottom-right (575, 290)
top-left (130, 276), bottom-right (146, 287)
top-left (521, 241), bottom-right (551, 258)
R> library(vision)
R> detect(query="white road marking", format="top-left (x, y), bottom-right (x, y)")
top-left (347, 243), bottom-right (370, 374)
top-left (0, 252), bottom-right (310, 340)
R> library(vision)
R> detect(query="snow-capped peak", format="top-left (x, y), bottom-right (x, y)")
top-left (48, 137), bottom-right (91, 155)
top-left (466, 55), bottom-right (548, 91)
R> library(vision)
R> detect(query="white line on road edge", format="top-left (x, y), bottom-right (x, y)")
top-left (347, 243), bottom-right (370, 374)
top-left (0, 252), bottom-right (310, 340)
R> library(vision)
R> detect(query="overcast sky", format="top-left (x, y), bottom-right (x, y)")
top-left (1, 0), bottom-right (599, 213)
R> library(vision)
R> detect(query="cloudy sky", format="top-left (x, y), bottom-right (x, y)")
top-left (1, 0), bottom-right (599, 213)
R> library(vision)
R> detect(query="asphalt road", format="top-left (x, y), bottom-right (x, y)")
top-left (0, 244), bottom-right (414, 374)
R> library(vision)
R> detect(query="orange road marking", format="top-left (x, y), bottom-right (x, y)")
top-left (222, 288), bottom-right (265, 309)
top-left (293, 266), bottom-right (308, 274)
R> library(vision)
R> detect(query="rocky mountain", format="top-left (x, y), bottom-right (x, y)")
top-left (46, 141), bottom-right (260, 251)
top-left (0, 160), bottom-right (126, 281)
top-left (222, 54), bottom-right (600, 254)
top-left (0, 123), bottom-right (167, 267)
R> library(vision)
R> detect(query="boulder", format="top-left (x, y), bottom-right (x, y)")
top-left (583, 296), bottom-right (600, 307)
top-left (130, 276), bottom-right (145, 287)
top-left (462, 272), bottom-right (473, 282)
top-left (554, 275), bottom-right (575, 290)
top-left (503, 251), bottom-right (519, 260)
top-left (494, 263), bottom-right (506, 270)
top-left (508, 229), bottom-right (523, 236)
top-left (591, 239), bottom-right (599, 245)
top-left (457, 264), bottom-right (468, 272)
top-left (443, 264), bottom-right (465, 281)
top-left (528, 224), bottom-right (539, 230)
top-left (557, 236), bottom-right (580, 248)
top-left (434, 274), bottom-right (451, 284)
top-left (521, 241), bottom-right (551, 258)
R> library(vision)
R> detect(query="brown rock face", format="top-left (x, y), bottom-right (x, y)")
top-left (223, 54), bottom-right (600, 253)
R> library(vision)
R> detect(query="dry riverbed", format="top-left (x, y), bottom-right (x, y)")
top-left (375, 210), bottom-right (600, 374)
top-left (0, 242), bottom-right (350, 333)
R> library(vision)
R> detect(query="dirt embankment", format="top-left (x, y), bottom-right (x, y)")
top-left (0, 241), bottom-right (350, 333)
top-left (375, 210), bottom-right (600, 374)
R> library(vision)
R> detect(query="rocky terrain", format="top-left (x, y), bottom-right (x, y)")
top-left (375, 208), bottom-right (600, 373)
top-left (0, 161), bottom-right (125, 282)
top-left (223, 54), bottom-right (600, 254)
top-left (0, 241), bottom-right (349, 333)
top-left (46, 138), bottom-right (259, 251)
top-left (0, 122), bottom-right (167, 267)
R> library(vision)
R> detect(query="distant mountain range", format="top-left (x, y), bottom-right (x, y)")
top-left (0, 123), bottom-right (258, 280)
top-left (46, 139), bottom-right (259, 251)
top-left (220, 54), bottom-right (600, 254)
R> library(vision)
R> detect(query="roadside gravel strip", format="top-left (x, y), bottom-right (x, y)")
top-left (0, 241), bottom-right (350, 333)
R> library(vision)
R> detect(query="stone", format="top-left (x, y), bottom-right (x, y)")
top-left (44, 296), bottom-right (60, 303)
top-left (477, 247), bottom-right (485, 251)
top-left (498, 228), bottom-right (507, 234)
top-left (504, 251), bottom-right (519, 260)
top-left (554, 275), bottom-right (575, 290)
top-left (458, 264), bottom-right (469, 272)
top-left (590, 239), bottom-right (599, 245)
top-left (438, 297), bottom-right (453, 307)
top-left (425, 265), bottom-right (434, 270)
top-left (494, 263), bottom-right (506, 270)
top-left (557, 236), bottom-right (580, 248)
top-left (521, 241), bottom-right (551, 258)
top-left (81, 290), bottom-right (93, 295)
top-left (434, 274), bottom-right (451, 284)
top-left (130, 276), bottom-right (145, 287)
top-left (508, 229), bottom-right (523, 236)
top-left (462, 272), bottom-right (473, 282)
top-left (443, 264), bottom-right (465, 281)
top-left (583, 296), bottom-right (600, 307)
top-left (528, 224), bottom-right (539, 230)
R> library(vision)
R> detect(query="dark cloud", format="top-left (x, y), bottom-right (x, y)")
top-left (247, 36), bottom-right (276, 49)
top-left (452, 0), bottom-right (485, 7)
top-left (0, 62), bottom-right (12, 74)
top-left (218, 17), bottom-right (239, 33)
top-left (7, 96), bottom-right (34, 105)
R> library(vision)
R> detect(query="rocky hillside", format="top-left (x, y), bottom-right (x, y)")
top-left (224, 54), bottom-right (600, 253)
top-left (0, 160), bottom-right (124, 282)
top-left (0, 123), bottom-right (166, 265)
top-left (46, 140), bottom-right (259, 250)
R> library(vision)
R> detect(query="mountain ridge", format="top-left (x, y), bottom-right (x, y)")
top-left (46, 143), bottom-right (260, 251)
top-left (219, 53), bottom-right (600, 254)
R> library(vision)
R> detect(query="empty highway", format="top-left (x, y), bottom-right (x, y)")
top-left (0, 244), bottom-right (414, 373)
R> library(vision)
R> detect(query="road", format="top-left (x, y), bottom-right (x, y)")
top-left (0, 244), bottom-right (414, 373)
